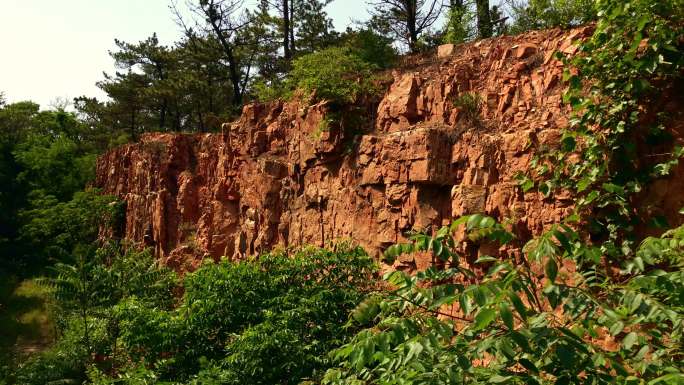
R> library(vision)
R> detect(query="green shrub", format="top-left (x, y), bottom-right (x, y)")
top-left (18, 189), bottom-right (121, 266)
top-left (255, 47), bottom-right (380, 104)
top-left (453, 92), bottom-right (483, 123)
top-left (343, 29), bottom-right (398, 69)
top-left (12, 245), bottom-right (178, 383)
top-left (114, 244), bottom-right (377, 383)
top-left (290, 47), bottom-right (380, 103)
top-left (443, 6), bottom-right (476, 44)
top-left (14, 316), bottom-right (108, 385)
top-left (324, 215), bottom-right (684, 385)
top-left (251, 78), bottom-right (292, 103)
top-left (509, 0), bottom-right (597, 33)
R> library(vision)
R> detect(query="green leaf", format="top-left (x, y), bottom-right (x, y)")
top-left (467, 214), bottom-right (484, 230)
top-left (473, 286), bottom-right (487, 306)
top-left (518, 358), bottom-right (539, 374)
top-left (509, 292), bottom-right (527, 321)
top-left (431, 294), bottom-right (459, 310)
top-left (602, 183), bottom-right (625, 196)
top-left (555, 344), bottom-right (575, 368)
top-left (500, 304), bottom-right (514, 330)
top-left (509, 331), bottom-right (531, 352)
top-left (473, 308), bottom-right (497, 331)
top-left (609, 321), bottom-right (624, 336)
top-left (521, 178), bottom-right (534, 192)
top-left (383, 244), bottom-right (401, 263)
top-left (539, 181), bottom-right (551, 197)
top-left (479, 216), bottom-right (495, 228)
top-left (489, 375), bottom-right (511, 383)
top-left (561, 135), bottom-right (576, 152)
top-left (385, 270), bottom-right (408, 287)
top-left (622, 332), bottom-right (638, 350)
top-left (450, 216), bottom-right (470, 231)
top-left (648, 373), bottom-right (684, 385)
top-left (352, 297), bottom-right (381, 325)
top-left (475, 255), bottom-right (498, 264)
top-left (460, 294), bottom-right (473, 315)
top-left (432, 239), bottom-right (444, 258)
top-left (545, 258), bottom-right (558, 282)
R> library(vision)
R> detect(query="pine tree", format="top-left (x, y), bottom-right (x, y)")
top-left (367, 0), bottom-right (445, 53)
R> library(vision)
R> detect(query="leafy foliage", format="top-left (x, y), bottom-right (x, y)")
top-left (324, 215), bottom-right (684, 384)
top-left (104, 244), bottom-right (377, 383)
top-left (13, 245), bottom-right (177, 385)
top-left (342, 28), bottom-right (398, 69)
top-left (255, 47), bottom-right (380, 104)
top-left (526, 0), bottom-right (684, 261)
top-left (18, 189), bottom-right (122, 266)
top-left (443, 4), bottom-right (476, 44)
top-left (507, 0), bottom-right (598, 33)
top-left (324, 1), bottom-right (684, 384)
top-left (453, 92), bottom-right (484, 124)
top-left (0, 101), bottom-right (109, 270)
top-left (14, 316), bottom-right (98, 385)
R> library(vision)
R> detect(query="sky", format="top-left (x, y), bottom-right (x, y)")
top-left (0, 0), bottom-right (368, 109)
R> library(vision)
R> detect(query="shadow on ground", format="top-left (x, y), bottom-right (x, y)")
top-left (0, 273), bottom-right (54, 376)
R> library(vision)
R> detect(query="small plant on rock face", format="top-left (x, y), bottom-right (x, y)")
top-left (312, 116), bottom-right (332, 140)
top-left (453, 92), bottom-right (483, 124)
top-left (252, 45), bottom-right (382, 105)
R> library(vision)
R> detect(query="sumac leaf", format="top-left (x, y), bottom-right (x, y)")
top-left (473, 308), bottom-right (497, 331)
top-left (545, 258), bottom-right (558, 282)
top-left (500, 303), bottom-right (514, 330)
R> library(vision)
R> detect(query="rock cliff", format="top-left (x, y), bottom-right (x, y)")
top-left (95, 27), bottom-right (684, 270)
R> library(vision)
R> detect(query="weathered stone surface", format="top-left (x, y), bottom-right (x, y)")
top-left (95, 26), bottom-right (684, 270)
top-left (437, 44), bottom-right (456, 58)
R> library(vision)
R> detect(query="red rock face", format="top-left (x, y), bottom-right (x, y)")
top-left (95, 27), bottom-right (684, 270)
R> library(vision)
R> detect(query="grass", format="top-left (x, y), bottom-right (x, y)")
top-left (0, 274), bottom-right (55, 378)
top-left (453, 92), bottom-right (483, 123)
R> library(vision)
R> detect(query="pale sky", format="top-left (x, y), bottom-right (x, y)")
top-left (0, 0), bottom-right (368, 109)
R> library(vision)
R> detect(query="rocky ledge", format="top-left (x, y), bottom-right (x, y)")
top-left (96, 26), bottom-right (684, 270)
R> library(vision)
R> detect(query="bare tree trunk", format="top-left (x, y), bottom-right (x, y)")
top-left (209, 18), bottom-right (243, 105)
top-left (130, 108), bottom-right (136, 140)
top-left (283, 0), bottom-right (291, 60)
top-left (407, 0), bottom-right (418, 52)
top-left (197, 103), bottom-right (205, 133)
top-left (289, 0), bottom-right (295, 54)
top-left (156, 62), bottom-right (167, 129)
top-left (476, 0), bottom-right (492, 38)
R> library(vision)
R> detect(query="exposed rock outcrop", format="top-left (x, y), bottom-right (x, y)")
top-left (95, 27), bottom-right (684, 270)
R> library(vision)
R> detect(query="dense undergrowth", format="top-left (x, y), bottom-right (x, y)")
top-left (8, 244), bottom-right (375, 385)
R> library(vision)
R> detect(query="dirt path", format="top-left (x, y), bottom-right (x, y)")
top-left (0, 277), bottom-right (55, 374)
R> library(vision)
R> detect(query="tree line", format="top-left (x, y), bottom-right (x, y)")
top-left (72, 0), bottom-right (597, 141)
